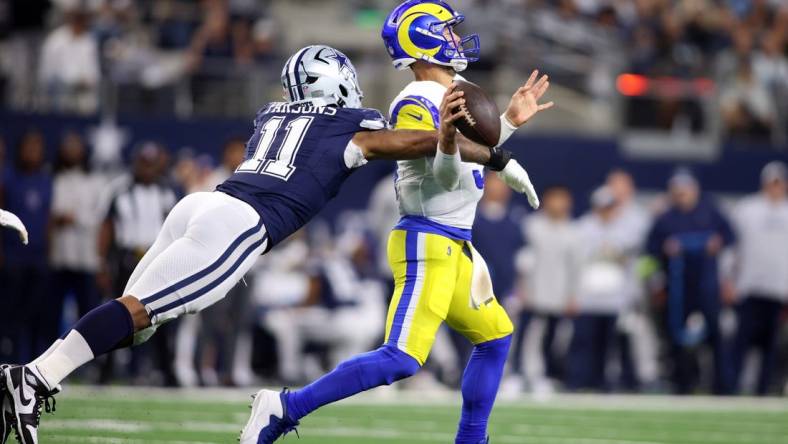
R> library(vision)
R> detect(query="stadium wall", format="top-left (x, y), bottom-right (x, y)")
top-left (3, 111), bottom-right (787, 217)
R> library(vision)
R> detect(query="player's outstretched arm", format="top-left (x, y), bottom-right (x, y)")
top-left (351, 128), bottom-right (439, 161)
top-left (352, 86), bottom-right (498, 166)
top-left (351, 129), bottom-right (495, 166)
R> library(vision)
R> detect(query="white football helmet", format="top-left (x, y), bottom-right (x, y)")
top-left (280, 45), bottom-right (364, 108)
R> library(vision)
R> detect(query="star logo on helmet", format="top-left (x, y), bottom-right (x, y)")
top-left (326, 50), bottom-right (351, 71)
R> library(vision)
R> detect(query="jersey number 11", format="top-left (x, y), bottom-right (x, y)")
top-left (236, 116), bottom-right (314, 181)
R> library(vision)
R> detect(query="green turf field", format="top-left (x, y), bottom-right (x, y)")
top-left (32, 386), bottom-right (788, 444)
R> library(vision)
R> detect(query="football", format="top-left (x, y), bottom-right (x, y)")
top-left (451, 80), bottom-right (501, 147)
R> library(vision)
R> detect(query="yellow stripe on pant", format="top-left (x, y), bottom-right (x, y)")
top-left (384, 229), bottom-right (514, 365)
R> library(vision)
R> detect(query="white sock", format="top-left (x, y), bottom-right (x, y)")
top-left (34, 330), bottom-right (95, 388)
top-left (30, 339), bottom-right (64, 366)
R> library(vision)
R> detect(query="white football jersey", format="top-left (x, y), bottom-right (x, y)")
top-left (388, 78), bottom-right (485, 230)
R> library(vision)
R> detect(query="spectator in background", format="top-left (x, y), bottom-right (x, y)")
top-left (198, 138), bottom-right (250, 385)
top-left (204, 137), bottom-right (245, 189)
top-left (174, 138), bottom-right (251, 387)
top-left (367, 174), bottom-right (400, 282)
top-left (38, 5), bottom-right (100, 114)
top-left (606, 168), bottom-right (657, 388)
top-left (753, 30), bottom-right (788, 93)
top-left (646, 170), bottom-right (736, 394)
top-left (49, 131), bottom-right (104, 344)
top-left (98, 142), bottom-right (179, 385)
top-left (720, 58), bottom-right (776, 142)
top-left (518, 185), bottom-right (578, 392)
top-left (568, 186), bottom-right (631, 391)
top-left (183, 0), bottom-right (258, 114)
top-left (753, 30), bottom-right (788, 140)
top-left (472, 172), bottom-right (527, 383)
top-left (151, 0), bottom-right (201, 50)
top-left (473, 172), bottom-right (527, 301)
top-left (185, 0), bottom-right (255, 72)
top-left (263, 232), bottom-right (384, 384)
top-left (607, 169), bottom-right (650, 241)
top-left (170, 148), bottom-right (213, 195)
top-left (0, 130), bottom-right (52, 363)
top-left (731, 161), bottom-right (788, 395)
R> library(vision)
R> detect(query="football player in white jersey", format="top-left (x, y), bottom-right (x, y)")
top-left (243, 2), bottom-right (553, 443)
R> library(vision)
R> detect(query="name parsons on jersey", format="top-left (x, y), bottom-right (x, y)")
top-left (264, 102), bottom-right (338, 116)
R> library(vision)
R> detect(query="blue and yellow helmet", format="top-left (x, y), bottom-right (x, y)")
top-left (381, 0), bottom-right (480, 72)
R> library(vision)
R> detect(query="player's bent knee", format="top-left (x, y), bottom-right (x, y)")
top-left (339, 345), bottom-right (421, 390)
top-left (117, 295), bottom-right (152, 332)
top-left (381, 345), bottom-right (421, 384)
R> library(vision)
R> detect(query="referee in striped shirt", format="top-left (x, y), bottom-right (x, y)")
top-left (97, 142), bottom-right (179, 385)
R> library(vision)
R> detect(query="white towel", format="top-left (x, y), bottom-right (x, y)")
top-left (469, 243), bottom-right (495, 309)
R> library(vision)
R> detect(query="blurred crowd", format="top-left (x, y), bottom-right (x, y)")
top-left (0, 0), bottom-right (281, 117)
top-left (1, 0), bottom-right (788, 142)
top-left (1, 128), bottom-right (787, 396)
top-left (523, 0), bottom-right (788, 139)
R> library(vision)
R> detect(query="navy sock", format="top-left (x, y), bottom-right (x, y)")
top-left (286, 345), bottom-right (420, 421)
top-left (72, 300), bottom-right (135, 356)
top-left (456, 335), bottom-right (512, 444)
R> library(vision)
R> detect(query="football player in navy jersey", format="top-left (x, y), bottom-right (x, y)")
top-left (0, 45), bottom-right (514, 444)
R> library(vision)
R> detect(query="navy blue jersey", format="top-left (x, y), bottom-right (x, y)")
top-left (217, 102), bottom-right (385, 249)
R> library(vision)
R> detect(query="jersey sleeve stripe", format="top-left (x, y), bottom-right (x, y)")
top-left (390, 95), bottom-right (440, 129)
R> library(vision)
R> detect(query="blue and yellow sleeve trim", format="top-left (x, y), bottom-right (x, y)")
top-left (390, 95), bottom-right (440, 131)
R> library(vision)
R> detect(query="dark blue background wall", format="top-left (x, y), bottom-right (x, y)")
top-left (3, 111), bottom-right (787, 220)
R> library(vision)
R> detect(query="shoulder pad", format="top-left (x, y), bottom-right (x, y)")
top-left (337, 107), bottom-right (387, 130)
top-left (358, 108), bottom-right (387, 130)
top-left (390, 95), bottom-right (439, 130)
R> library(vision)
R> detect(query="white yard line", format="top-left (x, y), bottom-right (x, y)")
top-left (60, 385), bottom-right (788, 412)
top-left (508, 424), bottom-right (778, 444)
top-left (46, 436), bottom-right (218, 444)
top-left (45, 419), bottom-right (239, 434)
top-left (44, 420), bottom-right (149, 432)
top-left (42, 417), bottom-right (785, 444)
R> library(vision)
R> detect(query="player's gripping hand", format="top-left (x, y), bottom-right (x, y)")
top-left (498, 160), bottom-right (540, 209)
top-left (0, 209), bottom-right (29, 245)
top-left (504, 70), bottom-right (554, 128)
top-left (438, 83), bottom-right (466, 153)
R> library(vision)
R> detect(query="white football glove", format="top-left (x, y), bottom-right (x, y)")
top-left (0, 209), bottom-right (29, 245)
top-left (497, 160), bottom-right (540, 209)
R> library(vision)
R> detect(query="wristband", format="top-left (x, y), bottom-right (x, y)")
top-left (498, 114), bottom-right (519, 146)
top-left (486, 146), bottom-right (512, 172)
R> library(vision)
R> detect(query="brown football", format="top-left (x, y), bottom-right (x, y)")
top-left (451, 80), bottom-right (501, 147)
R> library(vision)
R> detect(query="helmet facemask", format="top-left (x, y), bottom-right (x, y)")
top-left (427, 15), bottom-right (480, 71)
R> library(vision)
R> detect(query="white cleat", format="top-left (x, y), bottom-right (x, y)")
top-left (0, 365), bottom-right (60, 444)
top-left (1, 365), bottom-right (12, 444)
top-left (239, 389), bottom-right (299, 444)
